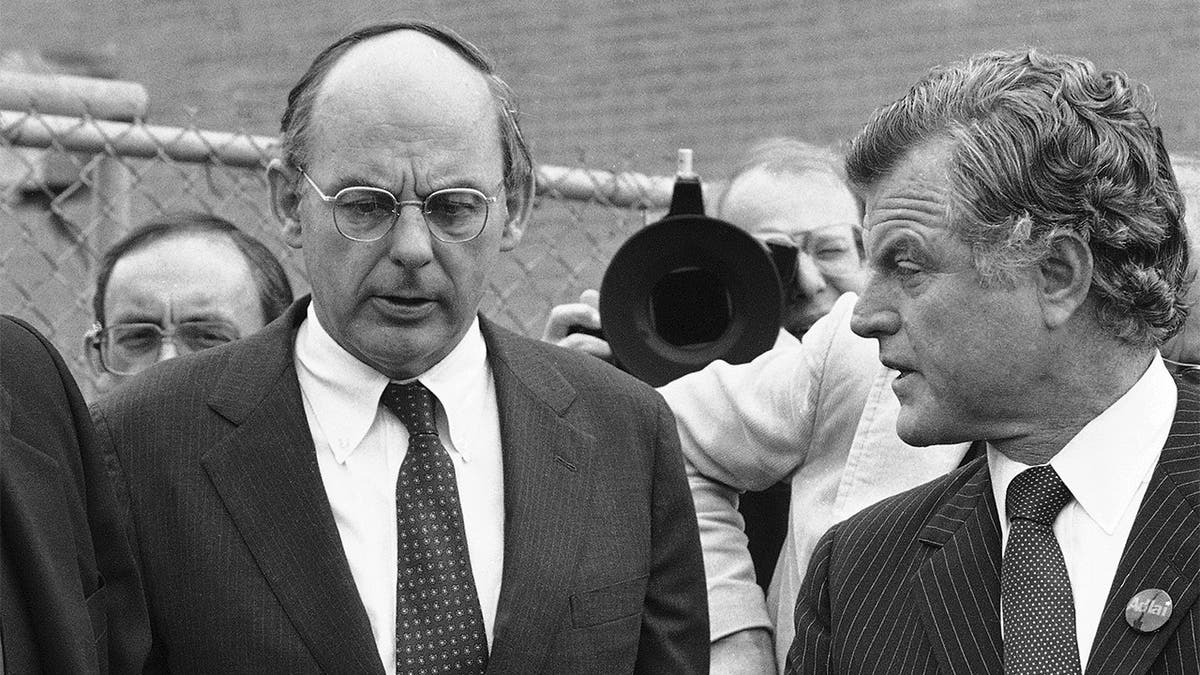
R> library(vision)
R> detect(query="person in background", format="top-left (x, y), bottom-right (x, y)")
top-left (544, 137), bottom-right (865, 358)
top-left (1, 314), bottom-right (150, 672)
top-left (719, 139), bottom-right (866, 340)
top-left (543, 138), bottom-right (867, 592)
top-left (92, 22), bottom-right (707, 673)
top-left (84, 212), bottom-right (293, 389)
top-left (789, 48), bottom-right (1196, 673)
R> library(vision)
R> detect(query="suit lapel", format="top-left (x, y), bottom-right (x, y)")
top-left (913, 461), bottom-right (1005, 675)
top-left (1084, 379), bottom-right (1200, 675)
top-left (479, 320), bottom-right (593, 673)
top-left (199, 299), bottom-right (384, 674)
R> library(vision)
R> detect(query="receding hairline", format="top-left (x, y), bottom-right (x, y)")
top-left (721, 165), bottom-right (859, 215)
top-left (107, 229), bottom-right (257, 279)
top-left (300, 30), bottom-right (506, 176)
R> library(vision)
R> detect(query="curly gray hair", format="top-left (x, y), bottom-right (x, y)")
top-left (846, 49), bottom-right (1189, 347)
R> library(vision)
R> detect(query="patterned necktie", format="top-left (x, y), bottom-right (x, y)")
top-left (381, 381), bottom-right (488, 674)
top-left (1001, 465), bottom-right (1081, 675)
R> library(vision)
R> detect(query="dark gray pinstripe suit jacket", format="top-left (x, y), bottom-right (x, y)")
top-left (92, 298), bottom-right (708, 674)
top-left (786, 377), bottom-right (1200, 675)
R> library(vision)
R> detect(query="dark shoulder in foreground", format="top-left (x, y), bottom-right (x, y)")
top-left (2, 314), bottom-right (60, 365)
top-left (2, 314), bottom-right (80, 422)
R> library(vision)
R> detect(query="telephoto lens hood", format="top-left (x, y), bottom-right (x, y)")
top-left (599, 212), bottom-right (782, 386)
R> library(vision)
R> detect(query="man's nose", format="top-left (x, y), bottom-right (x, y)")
top-left (157, 338), bottom-right (180, 363)
top-left (387, 207), bottom-right (435, 267)
top-left (849, 273), bottom-right (900, 339)
top-left (795, 252), bottom-right (829, 297)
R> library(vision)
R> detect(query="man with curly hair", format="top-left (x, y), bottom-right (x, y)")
top-left (786, 49), bottom-right (1196, 674)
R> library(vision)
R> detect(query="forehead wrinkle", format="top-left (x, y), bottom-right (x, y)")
top-left (866, 193), bottom-right (949, 232)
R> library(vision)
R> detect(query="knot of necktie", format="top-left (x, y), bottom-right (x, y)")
top-left (381, 381), bottom-right (438, 437)
top-left (1006, 465), bottom-right (1072, 527)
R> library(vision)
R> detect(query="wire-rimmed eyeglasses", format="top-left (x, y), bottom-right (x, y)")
top-left (299, 169), bottom-right (503, 243)
top-left (85, 321), bottom-right (240, 376)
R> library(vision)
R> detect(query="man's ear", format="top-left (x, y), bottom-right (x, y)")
top-left (267, 159), bottom-right (304, 249)
top-left (498, 174), bottom-right (534, 252)
top-left (1037, 230), bottom-right (1094, 330)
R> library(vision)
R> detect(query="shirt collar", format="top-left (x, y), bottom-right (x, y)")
top-left (990, 354), bottom-right (1176, 534)
top-left (412, 315), bottom-right (491, 459)
top-left (294, 302), bottom-right (489, 463)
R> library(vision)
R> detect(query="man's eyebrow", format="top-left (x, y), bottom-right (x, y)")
top-left (172, 311), bottom-right (234, 324)
top-left (108, 310), bottom-right (162, 325)
top-left (866, 231), bottom-right (920, 265)
top-left (808, 228), bottom-right (857, 242)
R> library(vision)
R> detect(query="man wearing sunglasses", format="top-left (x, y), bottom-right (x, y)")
top-left (91, 22), bottom-right (707, 674)
top-left (85, 212), bottom-right (294, 391)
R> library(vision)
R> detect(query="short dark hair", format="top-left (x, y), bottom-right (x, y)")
top-left (846, 49), bottom-right (1189, 346)
top-left (93, 211), bottom-right (294, 326)
top-left (279, 21), bottom-right (535, 224)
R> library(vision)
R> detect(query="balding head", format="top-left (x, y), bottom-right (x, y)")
top-left (279, 22), bottom-right (533, 225)
top-left (308, 30), bottom-right (500, 175)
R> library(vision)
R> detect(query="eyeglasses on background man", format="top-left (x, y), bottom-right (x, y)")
top-left (86, 320), bottom-right (241, 376)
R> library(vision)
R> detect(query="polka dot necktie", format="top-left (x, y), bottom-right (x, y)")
top-left (1001, 465), bottom-right (1081, 675)
top-left (381, 381), bottom-right (488, 674)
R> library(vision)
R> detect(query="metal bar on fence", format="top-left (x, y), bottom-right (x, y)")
top-left (0, 110), bottom-right (277, 169)
top-left (2, 109), bottom-right (679, 210)
top-left (0, 71), bottom-right (148, 122)
top-left (535, 164), bottom-right (674, 209)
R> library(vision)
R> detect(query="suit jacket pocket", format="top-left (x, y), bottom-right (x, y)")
top-left (570, 575), bottom-right (649, 629)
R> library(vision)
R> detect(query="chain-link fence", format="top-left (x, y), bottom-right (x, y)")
top-left (0, 70), bottom-right (680, 400)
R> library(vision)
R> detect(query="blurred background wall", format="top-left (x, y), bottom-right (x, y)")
top-left (4, 0), bottom-right (1197, 178)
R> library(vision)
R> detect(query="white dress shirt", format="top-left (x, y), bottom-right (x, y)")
top-left (990, 355), bottom-right (1176, 671)
top-left (294, 304), bottom-right (505, 675)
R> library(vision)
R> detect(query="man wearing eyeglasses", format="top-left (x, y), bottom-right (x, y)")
top-left (91, 21), bottom-right (707, 674)
top-left (84, 212), bottom-right (294, 392)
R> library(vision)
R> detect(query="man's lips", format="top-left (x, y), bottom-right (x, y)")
top-left (371, 294), bottom-right (437, 317)
top-left (378, 295), bottom-right (434, 305)
top-left (880, 357), bottom-right (915, 378)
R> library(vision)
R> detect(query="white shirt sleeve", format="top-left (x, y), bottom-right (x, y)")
top-left (658, 294), bottom-right (859, 641)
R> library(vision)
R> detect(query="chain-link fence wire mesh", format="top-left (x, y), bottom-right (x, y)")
top-left (1, 72), bottom-right (679, 400)
top-left (10, 72), bottom-right (1200, 402)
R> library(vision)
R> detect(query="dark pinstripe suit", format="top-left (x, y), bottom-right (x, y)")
top-left (786, 377), bottom-right (1200, 675)
top-left (91, 298), bottom-right (708, 674)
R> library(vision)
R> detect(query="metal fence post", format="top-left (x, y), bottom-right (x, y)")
top-left (91, 154), bottom-right (131, 253)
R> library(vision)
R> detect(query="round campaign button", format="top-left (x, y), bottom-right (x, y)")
top-left (1125, 589), bottom-right (1173, 633)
